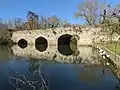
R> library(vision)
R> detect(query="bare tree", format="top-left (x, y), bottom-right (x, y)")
top-left (24, 11), bottom-right (39, 30)
top-left (12, 17), bottom-right (24, 30)
top-left (47, 15), bottom-right (60, 28)
top-left (74, 0), bottom-right (107, 26)
top-left (39, 16), bottom-right (47, 29)
top-left (99, 4), bottom-right (120, 42)
top-left (0, 20), bottom-right (11, 44)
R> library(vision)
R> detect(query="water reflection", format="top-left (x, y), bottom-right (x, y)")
top-left (0, 45), bottom-right (119, 90)
top-left (12, 45), bottom-right (101, 65)
top-left (7, 58), bottom-right (119, 90)
top-left (36, 44), bottom-right (48, 52)
top-left (58, 45), bottom-right (74, 55)
top-left (0, 45), bottom-right (13, 61)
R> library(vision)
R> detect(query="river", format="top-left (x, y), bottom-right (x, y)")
top-left (0, 44), bottom-right (119, 90)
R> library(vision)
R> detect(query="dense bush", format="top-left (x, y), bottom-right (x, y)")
top-left (0, 29), bottom-right (12, 44)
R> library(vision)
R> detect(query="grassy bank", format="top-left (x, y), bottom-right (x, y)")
top-left (105, 42), bottom-right (120, 56)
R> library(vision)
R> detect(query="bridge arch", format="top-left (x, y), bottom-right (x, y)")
top-left (58, 34), bottom-right (73, 45)
top-left (58, 34), bottom-right (78, 56)
top-left (35, 37), bottom-right (48, 52)
top-left (18, 38), bottom-right (28, 49)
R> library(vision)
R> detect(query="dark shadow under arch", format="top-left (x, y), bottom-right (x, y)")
top-left (58, 34), bottom-right (74, 56)
top-left (35, 37), bottom-right (48, 52)
top-left (58, 34), bottom-right (73, 45)
top-left (18, 38), bottom-right (28, 49)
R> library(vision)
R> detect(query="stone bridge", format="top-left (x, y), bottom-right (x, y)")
top-left (10, 27), bottom-right (103, 64)
top-left (10, 27), bottom-right (101, 48)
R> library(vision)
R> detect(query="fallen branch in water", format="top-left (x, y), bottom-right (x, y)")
top-left (8, 72), bottom-right (48, 90)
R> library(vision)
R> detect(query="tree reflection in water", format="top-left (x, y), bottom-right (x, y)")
top-left (8, 59), bottom-right (49, 90)
top-left (0, 45), bottom-right (13, 62)
top-left (7, 45), bottom-right (120, 90)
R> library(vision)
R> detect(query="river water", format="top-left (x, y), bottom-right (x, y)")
top-left (0, 45), bottom-right (119, 90)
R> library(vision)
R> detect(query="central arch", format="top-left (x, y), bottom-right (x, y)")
top-left (58, 34), bottom-right (73, 45)
top-left (35, 37), bottom-right (48, 52)
top-left (58, 34), bottom-right (73, 56)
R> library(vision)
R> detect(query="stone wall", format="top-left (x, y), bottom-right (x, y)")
top-left (11, 27), bottom-right (102, 46)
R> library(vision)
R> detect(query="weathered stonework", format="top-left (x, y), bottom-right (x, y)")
top-left (11, 27), bottom-right (102, 46)
top-left (12, 45), bottom-right (101, 64)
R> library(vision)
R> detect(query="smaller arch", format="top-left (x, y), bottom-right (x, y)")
top-left (18, 38), bottom-right (28, 49)
top-left (35, 37), bottom-right (48, 52)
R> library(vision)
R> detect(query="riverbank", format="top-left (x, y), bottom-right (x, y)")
top-left (94, 43), bottom-right (120, 69)
top-left (94, 43), bottom-right (120, 81)
top-left (105, 43), bottom-right (120, 56)
top-left (0, 29), bottom-right (13, 45)
top-left (95, 42), bottom-right (120, 58)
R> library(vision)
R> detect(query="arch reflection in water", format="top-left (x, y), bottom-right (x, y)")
top-left (12, 44), bottom-right (101, 65)
top-left (18, 38), bottom-right (28, 49)
top-left (58, 34), bottom-right (77, 56)
top-left (35, 37), bottom-right (48, 52)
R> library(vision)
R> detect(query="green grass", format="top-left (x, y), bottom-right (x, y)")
top-left (105, 42), bottom-right (120, 55)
